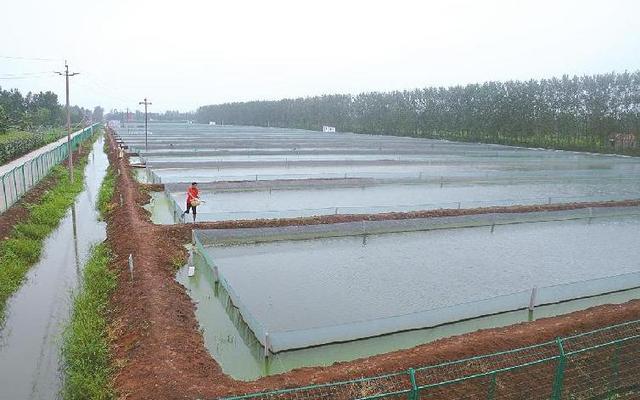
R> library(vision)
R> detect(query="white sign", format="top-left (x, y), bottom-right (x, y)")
top-left (322, 126), bottom-right (336, 133)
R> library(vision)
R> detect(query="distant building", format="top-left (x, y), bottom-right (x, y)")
top-left (209, 121), bottom-right (216, 125)
top-left (608, 133), bottom-right (637, 150)
top-left (322, 126), bottom-right (336, 133)
top-left (107, 120), bottom-right (121, 129)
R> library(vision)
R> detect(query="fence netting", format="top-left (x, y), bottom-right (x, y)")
top-left (195, 205), bottom-right (640, 246)
top-left (219, 319), bottom-right (640, 400)
top-left (0, 124), bottom-right (100, 213)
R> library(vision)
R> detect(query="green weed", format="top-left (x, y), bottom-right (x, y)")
top-left (61, 243), bottom-right (116, 400)
top-left (0, 139), bottom-right (92, 317)
top-left (0, 128), bottom-right (65, 164)
top-left (97, 166), bottom-right (116, 219)
top-left (170, 254), bottom-right (186, 271)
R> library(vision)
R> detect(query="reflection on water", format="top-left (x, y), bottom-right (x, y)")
top-left (0, 137), bottom-right (108, 399)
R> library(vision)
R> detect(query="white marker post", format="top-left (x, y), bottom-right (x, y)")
top-left (128, 254), bottom-right (134, 281)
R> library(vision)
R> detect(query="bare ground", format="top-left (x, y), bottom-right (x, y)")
top-left (0, 146), bottom-right (89, 239)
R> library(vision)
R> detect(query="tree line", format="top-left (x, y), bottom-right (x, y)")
top-left (104, 109), bottom-right (193, 123)
top-left (195, 71), bottom-right (640, 154)
top-left (0, 86), bottom-right (103, 133)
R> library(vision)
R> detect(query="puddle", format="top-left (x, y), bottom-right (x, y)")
top-left (133, 168), bottom-right (149, 183)
top-left (143, 191), bottom-right (177, 224)
top-left (0, 136), bottom-right (108, 399)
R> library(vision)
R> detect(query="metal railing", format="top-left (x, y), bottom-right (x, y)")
top-left (220, 318), bottom-right (640, 399)
top-left (0, 124), bottom-right (100, 213)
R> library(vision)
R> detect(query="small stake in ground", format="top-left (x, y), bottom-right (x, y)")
top-left (188, 247), bottom-right (195, 277)
top-left (528, 286), bottom-right (538, 321)
top-left (128, 254), bottom-right (134, 281)
top-left (264, 332), bottom-right (271, 359)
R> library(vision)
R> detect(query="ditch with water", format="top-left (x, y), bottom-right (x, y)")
top-left (0, 137), bottom-right (108, 399)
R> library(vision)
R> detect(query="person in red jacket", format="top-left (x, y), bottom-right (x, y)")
top-left (181, 182), bottom-right (199, 222)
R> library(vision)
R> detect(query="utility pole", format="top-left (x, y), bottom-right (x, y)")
top-left (139, 98), bottom-right (152, 151)
top-left (56, 61), bottom-right (79, 182)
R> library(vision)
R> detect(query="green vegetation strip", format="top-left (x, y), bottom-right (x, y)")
top-left (97, 166), bottom-right (116, 219)
top-left (0, 140), bottom-right (92, 317)
top-left (0, 128), bottom-right (65, 164)
top-left (62, 243), bottom-right (116, 400)
top-left (62, 140), bottom-right (116, 399)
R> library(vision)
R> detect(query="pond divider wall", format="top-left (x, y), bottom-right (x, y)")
top-left (192, 206), bottom-right (640, 353)
top-left (162, 175), bottom-right (639, 193)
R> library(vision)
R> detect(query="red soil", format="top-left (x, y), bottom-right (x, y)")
top-left (0, 146), bottom-right (88, 239)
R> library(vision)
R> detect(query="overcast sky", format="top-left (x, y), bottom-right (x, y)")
top-left (1, 0), bottom-right (639, 113)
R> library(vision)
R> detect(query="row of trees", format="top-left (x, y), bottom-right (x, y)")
top-left (0, 86), bottom-right (103, 133)
top-left (104, 109), bottom-right (193, 123)
top-left (195, 71), bottom-right (640, 153)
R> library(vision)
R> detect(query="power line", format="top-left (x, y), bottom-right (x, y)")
top-left (0, 71), bottom-right (55, 77)
top-left (0, 75), bottom-right (56, 80)
top-left (0, 55), bottom-right (61, 62)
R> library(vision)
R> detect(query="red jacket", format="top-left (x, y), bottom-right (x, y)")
top-left (187, 187), bottom-right (199, 202)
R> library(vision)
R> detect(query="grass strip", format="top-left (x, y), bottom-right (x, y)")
top-left (61, 243), bottom-right (116, 400)
top-left (62, 134), bottom-right (116, 399)
top-left (97, 166), bottom-right (116, 219)
top-left (0, 137), bottom-right (93, 317)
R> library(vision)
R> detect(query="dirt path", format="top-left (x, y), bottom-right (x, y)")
top-left (104, 129), bottom-right (640, 399)
top-left (168, 199), bottom-right (640, 242)
top-left (0, 175), bottom-right (58, 239)
top-left (0, 146), bottom-right (89, 240)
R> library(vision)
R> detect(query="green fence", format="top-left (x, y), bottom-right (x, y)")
top-left (221, 318), bottom-right (640, 400)
top-left (0, 123), bottom-right (101, 213)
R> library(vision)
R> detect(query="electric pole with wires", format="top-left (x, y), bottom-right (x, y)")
top-left (139, 98), bottom-right (152, 151)
top-left (55, 61), bottom-right (79, 182)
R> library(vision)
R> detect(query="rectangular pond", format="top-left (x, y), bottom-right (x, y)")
top-left (177, 257), bottom-right (640, 381)
top-left (199, 214), bottom-right (640, 352)
top-left (167, 180), bottom-right (640, 222)
top-left (119, 123), bottom-right (640, 189)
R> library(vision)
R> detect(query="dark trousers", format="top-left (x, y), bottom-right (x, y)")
top-left (185, 201), bottom-right (197, 215)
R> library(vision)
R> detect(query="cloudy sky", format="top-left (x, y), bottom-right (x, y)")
top-left (1, 0), bottom-right (639, 112)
